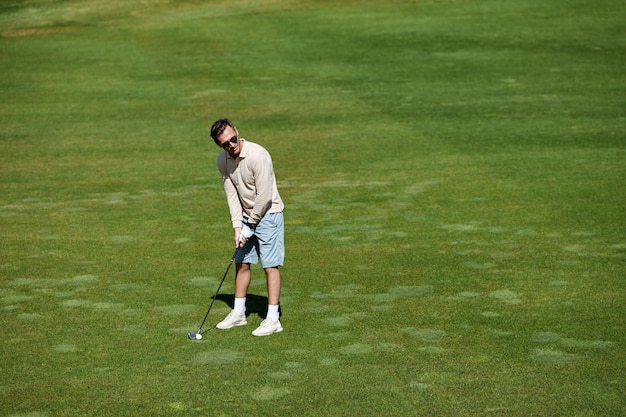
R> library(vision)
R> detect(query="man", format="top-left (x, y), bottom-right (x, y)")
top-left (210, 118), bottom-right (285, 336)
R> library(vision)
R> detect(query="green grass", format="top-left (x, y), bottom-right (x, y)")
top-left (1, 0), bottom-right (624, 416)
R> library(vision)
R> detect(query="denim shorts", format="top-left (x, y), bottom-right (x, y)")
top-left (235, 212), bottom-right (284, 268)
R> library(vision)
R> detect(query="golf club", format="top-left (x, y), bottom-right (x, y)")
top-left (188, 247), bottom-right (238, 339)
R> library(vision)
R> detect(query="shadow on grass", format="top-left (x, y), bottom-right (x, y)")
top-left (215, 294), bottom-right (282, 319)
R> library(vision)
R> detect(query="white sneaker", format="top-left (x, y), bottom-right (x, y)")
top-left (252, 317), bottom-right (283, 336)
top-left (216, 310), bottom-right (247, 329)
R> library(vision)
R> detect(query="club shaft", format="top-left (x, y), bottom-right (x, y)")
top-left (196, 248), bottom-right (238, 333)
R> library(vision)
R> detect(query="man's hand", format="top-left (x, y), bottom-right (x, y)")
top-left (234, 228), bottom-right (243, 248)
top-left (235, 224), bottom-right (255, 248)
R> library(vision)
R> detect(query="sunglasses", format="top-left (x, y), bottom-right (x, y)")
top-left (220, 135), bottom-right (238, 150)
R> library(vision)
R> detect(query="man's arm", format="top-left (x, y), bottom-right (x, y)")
top-left (217, 153), bottom-right (243, 229)
top-left (223, 176), bottom-right (243, 229)
top-left (247, 151), bottom-right (274, 225)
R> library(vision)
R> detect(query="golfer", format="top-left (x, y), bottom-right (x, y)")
top-left (210, 118), bottom-right (285, 336)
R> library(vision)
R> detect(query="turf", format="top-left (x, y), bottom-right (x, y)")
top-left (1, 0), bottom-right (624, 416)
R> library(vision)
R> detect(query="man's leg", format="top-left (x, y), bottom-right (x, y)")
top-left (264, 266), bottom-right (281, 306)
top-left (216, 262), bottom-right (250, 330)
top-left (251, 267), bottom-right (283, 336)
top-left (251, 212), bottom-right (284, 336)
top-left (235, 263), bottom-right (251, 299)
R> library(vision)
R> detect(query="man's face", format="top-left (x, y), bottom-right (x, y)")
top-left (216, 125), bottom-right (241, 157)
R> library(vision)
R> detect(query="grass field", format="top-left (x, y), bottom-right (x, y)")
top-left (1, 0), bottom-right (624, 415)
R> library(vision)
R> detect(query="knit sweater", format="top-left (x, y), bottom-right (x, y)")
top-left (217, 139), bottom-right (284, 229)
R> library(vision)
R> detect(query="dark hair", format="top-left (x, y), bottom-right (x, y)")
top-left (210, 118), bottom-right (236, 142)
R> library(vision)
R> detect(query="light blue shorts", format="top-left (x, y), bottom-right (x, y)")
top-left (236, 212), bottom-right (284, 268)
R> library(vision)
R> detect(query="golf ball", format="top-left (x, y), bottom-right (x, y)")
top-left (196, 334), bottom-right (202, 340)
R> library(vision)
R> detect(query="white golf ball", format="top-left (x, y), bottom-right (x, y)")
top-left (196, 334), bottom-right (202, 340)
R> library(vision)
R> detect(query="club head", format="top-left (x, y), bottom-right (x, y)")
top-left (188, 332), bottom-right (202, 340)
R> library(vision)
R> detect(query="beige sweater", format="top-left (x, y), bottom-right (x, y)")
top-left (217, 139), bottom-right (284, 229)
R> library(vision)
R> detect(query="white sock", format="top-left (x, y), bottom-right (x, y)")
top-left (234, 297), bottom-right (246, 315)
top-left (267, 304), bottom-right (280, 320)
